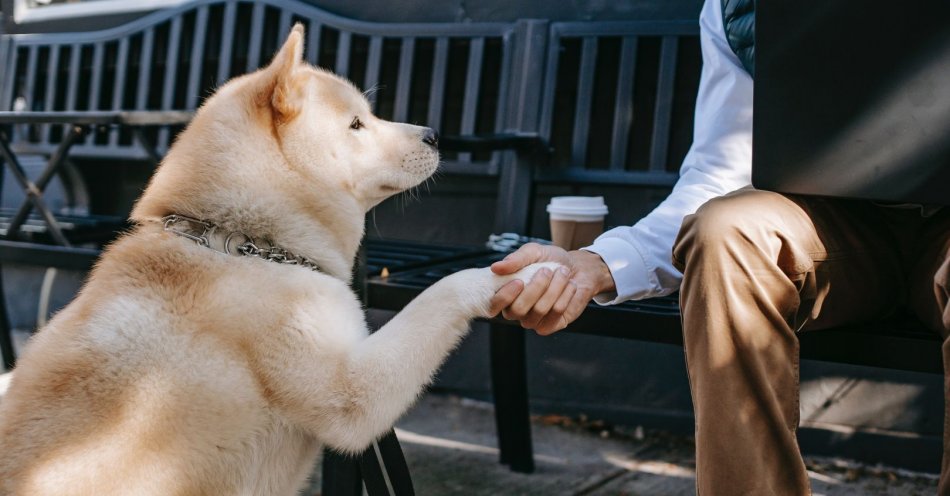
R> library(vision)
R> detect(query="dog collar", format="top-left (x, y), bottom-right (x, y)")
top-left (160, 214), bottom-right (322, 273)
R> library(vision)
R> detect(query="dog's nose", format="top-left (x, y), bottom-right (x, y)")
top-left (422, 129), bottom-right (439, 148)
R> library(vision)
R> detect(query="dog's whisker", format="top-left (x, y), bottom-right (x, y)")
top-left (362, 84), bottom-right (382, 98)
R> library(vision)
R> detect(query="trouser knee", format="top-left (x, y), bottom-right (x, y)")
top-left (673, 190), bottom-right (774, 275)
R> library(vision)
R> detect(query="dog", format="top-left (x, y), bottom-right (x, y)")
top-left (0, 25), bottom-right (554, 495)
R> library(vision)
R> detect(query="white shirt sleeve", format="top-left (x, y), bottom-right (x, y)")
top-left (582, 0), bottom-right (753, 304)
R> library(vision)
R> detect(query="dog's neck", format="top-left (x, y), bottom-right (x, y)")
top-left (191, 205), bottom-right (362, 283)
top-left (132, 99), bottom-right (367, 283)
top-left (152, 207), bottom-right (359, 282)
top-left (142, 193), bottom-right (364, 283)
top-left (161, 214), bottom-right (327, 273)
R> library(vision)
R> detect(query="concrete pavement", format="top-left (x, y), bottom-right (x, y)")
top-left (0, 368), bottom-right (939, 495)
top-left (307, 393), bottom-right (939, 495)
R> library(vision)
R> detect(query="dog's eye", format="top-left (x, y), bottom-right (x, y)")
top-left (350, 117), bottom-right (364, 131)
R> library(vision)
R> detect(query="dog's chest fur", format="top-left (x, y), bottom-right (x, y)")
top-left (0, 230), bottom-right (365, 495)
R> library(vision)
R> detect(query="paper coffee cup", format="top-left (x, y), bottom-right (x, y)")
top-left (547, 196), bottom-right (608, 250)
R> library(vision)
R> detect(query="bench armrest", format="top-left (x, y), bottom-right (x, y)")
top-left (440, 133), bottom-right (550, 154)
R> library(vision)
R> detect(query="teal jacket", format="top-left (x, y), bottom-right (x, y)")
top-left (721, 0), bottom-right (754, 75)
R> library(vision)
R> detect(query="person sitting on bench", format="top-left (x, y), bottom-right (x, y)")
top-left (488, 0), bottom-right (950, 494)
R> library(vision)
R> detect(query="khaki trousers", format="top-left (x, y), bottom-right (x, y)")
top-left (671, 188), bottom-right (950, 496)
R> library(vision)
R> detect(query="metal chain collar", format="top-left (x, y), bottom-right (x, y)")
top-left (161, 214), bottom-right (322, 273)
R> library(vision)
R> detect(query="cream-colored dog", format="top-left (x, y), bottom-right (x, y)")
top-left (0, 26), bottom-right (554, 495)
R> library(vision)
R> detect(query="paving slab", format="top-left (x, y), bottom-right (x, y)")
top-left (374, 394), bottom-right (939, 496)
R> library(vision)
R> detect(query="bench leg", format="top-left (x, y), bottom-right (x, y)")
top-left (489, 323), bottom-right (535, 473)
top-left (321, 449), bottom-right (362, 496)
top-left (359, 429), bottom-right (415, 496)
top-left (0, 268), bottom-right (15, 371)
top-left (322, 429), bottom-right (416, 496)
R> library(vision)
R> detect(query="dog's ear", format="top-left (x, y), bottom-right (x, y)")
top-left (263, 23), bottom-right (305, 121)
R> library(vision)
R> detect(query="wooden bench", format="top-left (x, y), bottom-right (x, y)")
top-left (0, 0), bottom-right (941, 483)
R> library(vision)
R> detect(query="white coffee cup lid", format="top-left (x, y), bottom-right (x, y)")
top-left (546, 196), bottom-right (608, 216)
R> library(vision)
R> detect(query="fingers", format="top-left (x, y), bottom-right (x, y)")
top-left (488, 280), bottom-right (524, 317)
top-left (533, 282), bottom-right (578, 335)
top-left (491, 243), bottom-right (543, 275)
top-left (501, 267), bottom-right (553, 321)
top-left (519, 266), bottom-right (571, 329)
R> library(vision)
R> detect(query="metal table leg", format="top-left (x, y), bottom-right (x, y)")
top-left (0, 129), bottom-right (71, 246)
top-left (5, 124), bottom-right (87, 237)
top-left (322, 429), bottom-right (416, 496)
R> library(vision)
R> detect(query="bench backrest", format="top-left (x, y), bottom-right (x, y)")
top-left (538, 21), bottom-right (700, 187)
top-left (0, 0), bottom-right (521, 173)
top-left (0, 1), bottom-right (703, 239)
top-left (491, 20), bottom-right (701, 236)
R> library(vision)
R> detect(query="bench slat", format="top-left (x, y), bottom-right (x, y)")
top-left (185, 5), bottom-right (210, 110)
top-left (65, 44), bottom-right (81, 112)
top-left (571, 36), bottom-right (597, 167)
top-left (393, 38), bottom-right (416, 123)
top-left (135, 31), bottom-right (154, 110)
top-left (538, 33), bottom-right (560, 140)
top-left (278, 9), bottom-right (293, 41)
top-left (158, 18), bottom-right (183, 151)
top-left (88, 43), bottom-right (104, 112)
top-left (246, 3), bottom-right (266, 73)
top-left (42, 44), bottom-right (61, 143)
top-left (648, 36), bottom-right (677, 172)
top-left (109, 38), bottom-right (130, 147)
top-left (490, 33), bottom-right (514, 173)
top-left (217, 2), bottom-right (238, 84)
top-left (0, 39), bottom-right (14, 111)
top-left (306, 20), bottom-right (322, 66)
top-left (610, 37), bottom-right (638, 171)
top-left (458, 37), bottom-right (485, 163)
top-left (426, 37), bottom-right (449, 129)
top-left (363, 35), bottom-right (382, 102)
top-left (335, 31), bottom-right (352, 77)
top-left (22, 45), bottom-right (38, 111)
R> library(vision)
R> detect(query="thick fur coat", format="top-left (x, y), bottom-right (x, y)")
top-left (0, 26), bottom-right (552, 495)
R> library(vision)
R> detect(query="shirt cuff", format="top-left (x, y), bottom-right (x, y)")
top-left (581, 236), bottom-right (656, 305)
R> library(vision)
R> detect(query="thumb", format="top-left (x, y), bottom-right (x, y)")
top-left (488, 279), bottom-right (524, 316)
top-left (490, 243), bottom-right (543, 275)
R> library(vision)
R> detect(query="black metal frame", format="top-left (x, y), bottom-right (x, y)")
top-left (0, 110), bottom-right (191, 370)
top-left (322, 430), bottom-right (416, 496)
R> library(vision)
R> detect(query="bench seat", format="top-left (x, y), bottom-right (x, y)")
top-left (366, 252), bottom-right (943, 374)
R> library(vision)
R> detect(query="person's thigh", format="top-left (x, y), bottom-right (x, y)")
top-left (907, 209), bottom-right (950, 336)
top-left (676, 188), bottom-right (905, 331)
top-left (789, 196), bottom-right (907, 330)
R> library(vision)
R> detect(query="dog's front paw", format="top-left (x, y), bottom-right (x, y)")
top-left (440, 262), bottom-right (564, 318)
top-left (495, 261), bottom-right (564, 290)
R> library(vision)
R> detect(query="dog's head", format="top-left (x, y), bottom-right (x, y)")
top-left (256, 24), bottom-right (441, 207)
top-left (133, 25), bottom-right (439, 227)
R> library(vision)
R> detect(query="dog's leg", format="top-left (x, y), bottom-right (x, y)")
top-left (313, 262), bottom-right (558, 452)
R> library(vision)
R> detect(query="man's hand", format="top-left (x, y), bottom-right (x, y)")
top-left (488, 243), bottom-right (615, 335)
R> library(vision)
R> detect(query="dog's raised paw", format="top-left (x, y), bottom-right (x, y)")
top-left (499, 261), bottom-right (564, 288)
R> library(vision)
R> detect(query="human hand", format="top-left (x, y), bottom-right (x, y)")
top-left (487, 243), bottom-right (615, 335)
